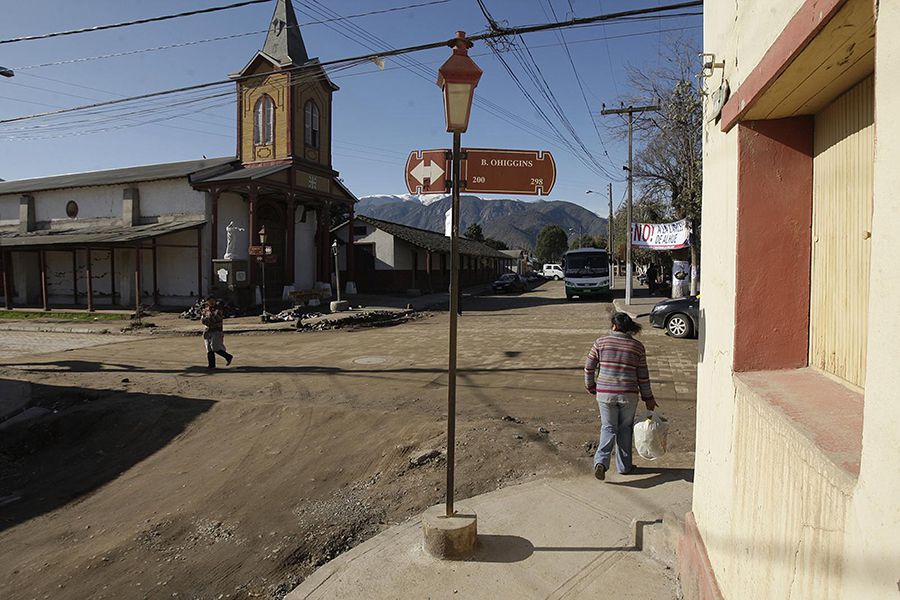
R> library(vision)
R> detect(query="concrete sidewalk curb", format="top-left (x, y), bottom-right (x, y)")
top-left (287, 475), bottom-right (692, 599)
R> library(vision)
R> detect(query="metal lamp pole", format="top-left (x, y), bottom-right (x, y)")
top-left (331, 240), bottom-right (341, 303)
top-left (437, 31), bottom-right (482, 517)
top-left (258, 226), bottom-right (267, 316)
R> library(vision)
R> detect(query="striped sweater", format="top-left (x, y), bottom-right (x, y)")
top-left (584, 332), bottom-right (655, 401)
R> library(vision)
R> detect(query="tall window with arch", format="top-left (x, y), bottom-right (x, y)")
top-left (253, 95), bottom-right (274, 145)
top-left (304, 100), bottom-right (320, 148)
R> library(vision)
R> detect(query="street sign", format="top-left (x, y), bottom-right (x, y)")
top-left (248, 245), bottom-right (264, 256)
top-left (404, 147), bottom-right (556, 196)
top-left (264, 245), bottom-right (273, 255)
top-left (405, 149), bottom-right (448, 195)
top-left (256, 254), bottom-right (278, 263)
top-left (463, 148), bottom-right (556, 195)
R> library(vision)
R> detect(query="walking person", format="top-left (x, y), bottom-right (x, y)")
top-left (584, 312), bottom-right (657, 480)
top-left (201, 298), bottom-right (233, 370)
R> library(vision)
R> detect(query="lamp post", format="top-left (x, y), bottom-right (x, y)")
top-left (331, 240), bottom-right (341, 303)
top-left (437, 31), bottom-right (482, 518)
top-left (258, 225), bottom-right (268, 317)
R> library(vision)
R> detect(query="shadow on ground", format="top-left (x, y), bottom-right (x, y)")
top-left (0, 382), bottom-right (214, 532)
top-left (605, 467), bottom-right (694, 489)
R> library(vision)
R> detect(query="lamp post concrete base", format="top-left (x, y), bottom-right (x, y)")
top-left (422, 504), bottom-right (477, 560)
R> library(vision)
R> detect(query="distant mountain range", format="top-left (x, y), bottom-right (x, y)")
top-left (356, 194), bottom-right (608, 251)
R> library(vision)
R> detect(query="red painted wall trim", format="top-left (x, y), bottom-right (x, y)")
top-left (677, 512), bottom-right (725, 600)
top-left (734, 118), bottom-right (813, 372)
top-left (720, 0), bottom-right (848, 132)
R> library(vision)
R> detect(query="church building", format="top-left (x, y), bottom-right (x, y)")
top-left (0, 0), bottom-right (357, 311)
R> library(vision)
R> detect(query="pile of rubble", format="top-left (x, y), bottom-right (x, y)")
top-left (179, 297), bottom-right (242, 320)
top-left (295, 310), bottom-right (423, 332)
top-left (263, 308), bottom-right (324, 323)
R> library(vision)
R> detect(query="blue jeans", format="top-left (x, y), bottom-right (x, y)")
top-left (593, 393), bottom-right (639, 473)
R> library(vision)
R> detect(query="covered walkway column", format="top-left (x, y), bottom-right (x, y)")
top-left (346, 206), bottom-right (355, 287)
top-left (85, 247), bottom-right (94, 312)
top-left (248, 185), bottom-right (258, 286)
top-left (39, 249), bottom-right (48, 311)
top-left (1, 250), bottom-right (11, 309)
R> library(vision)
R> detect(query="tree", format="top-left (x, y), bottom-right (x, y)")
top-left (534, 225), bottom-right (569, 262)
top-left (464, 223), bottom-right (484, 241)
top-left (483, 238), bottom-right (508, 251)
top-left (570, 234), bottom-right (607, 250)
top-left (611, 37), bottom-right (703, 294)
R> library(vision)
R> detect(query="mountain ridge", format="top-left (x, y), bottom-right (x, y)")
top-left (355, 194), bottom-right (607, 251)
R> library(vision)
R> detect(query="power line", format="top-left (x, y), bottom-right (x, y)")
top-left (13, 0), bottom-right (454, 71)
top-left (0, 0), bottom-right (272, 45)
top-left (0, 1), bottom-right (703, 126)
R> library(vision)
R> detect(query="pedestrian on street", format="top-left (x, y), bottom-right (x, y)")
top-left (646, 262), bottom-right (658, 295)
top-left (201, 298), bottom-right (233, 370)
top-left (583, 312), bottom-right (657, 480)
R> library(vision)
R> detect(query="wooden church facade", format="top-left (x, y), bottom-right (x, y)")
top-left (0, 0), bottom-right (356, 310)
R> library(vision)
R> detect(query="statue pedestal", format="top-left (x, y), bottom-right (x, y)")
top-left (212, 259), bottom-right (252, 307)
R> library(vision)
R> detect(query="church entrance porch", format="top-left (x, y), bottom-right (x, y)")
top-left (193, 161), bottom-right (356, 309)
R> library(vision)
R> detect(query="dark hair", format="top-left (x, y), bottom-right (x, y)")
top-left (611, 312), bottom-right (642, 335)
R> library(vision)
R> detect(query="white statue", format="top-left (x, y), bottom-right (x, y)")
top-left (223, 221), bottom-right (245, 260)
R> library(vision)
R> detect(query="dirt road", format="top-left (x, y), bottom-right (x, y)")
top-left (0, 282), bottom-right (697, 600)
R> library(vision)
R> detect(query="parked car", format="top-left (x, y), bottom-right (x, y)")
top-left (649, 295), bottom-right (700, 338)
top-left (492, 273), bottom-right (526, 293)
top-left (522, 271), bottom-right (542, 283)
top-left (541, 263), bottom-right (564, 280)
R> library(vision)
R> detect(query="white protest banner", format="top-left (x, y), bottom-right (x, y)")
top-left (630, 218), bottom-right (690, 250)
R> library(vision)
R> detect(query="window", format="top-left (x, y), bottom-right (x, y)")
top-left (353, 225), bottom-right (367, 236)
top-left (304, 100), bottom-right (320, 148)
top-left (65, 201), bottom-right (78, 218)
top-left (253, 95), bottom-right (274, 145)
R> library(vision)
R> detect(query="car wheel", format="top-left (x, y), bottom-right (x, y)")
top-left (666, 313), bottom-right (693, 338)
top-left (553, 275), bottom-right (560, 281)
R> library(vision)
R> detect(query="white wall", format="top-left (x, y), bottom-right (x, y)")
top-left (294, 207), bottom-right (317, 290)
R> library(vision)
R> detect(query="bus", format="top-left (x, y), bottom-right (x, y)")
top-left (562, 248), bottom-right (611, 301)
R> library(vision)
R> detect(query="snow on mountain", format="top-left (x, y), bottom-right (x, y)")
top-left (358, 193), bottom-right (449, 206)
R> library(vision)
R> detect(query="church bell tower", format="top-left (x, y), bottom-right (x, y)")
top-left (231, 0), bottom-right (338, 168)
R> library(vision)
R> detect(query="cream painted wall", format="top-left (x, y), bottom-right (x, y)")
top-left (699, 2), bottom-right (900, 599)
top-left (294, 208), bottom-right (317, 290)
top-left (839, 3), bottom-right (900, 598)
top-left (0, 178), bottom-right (206, 226)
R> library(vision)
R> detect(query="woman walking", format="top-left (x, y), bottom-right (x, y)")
top-left (201, 298), bottom-right (234, 370)
top-left (584, 312), bottom-right (657, 480)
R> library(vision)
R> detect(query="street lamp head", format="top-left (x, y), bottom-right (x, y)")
top-left (331, 239), bottom-right (339, 255)
top-left (436, 31), bottom-right (482, 133)
top-left (585, 190), bottom-right (595, 194)
top-left (0, 66), bottom-right (13, 78)
top-left (258, 225), bottom-right (267, 245)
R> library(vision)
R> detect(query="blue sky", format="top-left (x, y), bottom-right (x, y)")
top-left (0, 0), bottom-right (701, 215)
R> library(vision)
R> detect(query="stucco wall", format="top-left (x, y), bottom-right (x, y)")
top-left (0, 178), bottom-right (206, 226)
top-left (839, 3), bottom-right (900, 598)
top-left (698, 1), bottom-right (899, 599)
top-left (294, 208), bottom-right (317, 290)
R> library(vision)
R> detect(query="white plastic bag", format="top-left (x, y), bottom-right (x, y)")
top-left (633, 411), bottom-right (669, 460)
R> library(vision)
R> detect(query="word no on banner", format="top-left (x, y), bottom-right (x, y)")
top-left (405, 148), bottom-right (556, 196)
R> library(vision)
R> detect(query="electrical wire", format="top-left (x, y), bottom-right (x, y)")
top-left (13, 0), bottom-right (454, 71)
top-left (0, 0), bottom-right (272, 45)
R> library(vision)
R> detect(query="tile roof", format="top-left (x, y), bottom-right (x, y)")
top-left (354, 215), bottom-right (510, 259)
top-left (0, 158), bottom-right (236, 196)
top-left (0, 218), bottom-right (206, 248)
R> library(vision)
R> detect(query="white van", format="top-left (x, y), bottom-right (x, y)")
top-left (542, 264), bottom-right (564, 280)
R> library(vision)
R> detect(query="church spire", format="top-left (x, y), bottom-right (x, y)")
top-left (260, 0), bottom-right (309, 67)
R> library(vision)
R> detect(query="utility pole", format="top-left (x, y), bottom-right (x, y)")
top-left (600, 103), bottom-right (659, 304)
top-left (608, 182), bottom-right (614, 289)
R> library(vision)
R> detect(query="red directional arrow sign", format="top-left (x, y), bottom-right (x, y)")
top-left (405, 148), bottom-right (556, 196)
top-left (462, 148), bottom-right (556, 195)
top-left (405, 149), bottom-right (448, 195)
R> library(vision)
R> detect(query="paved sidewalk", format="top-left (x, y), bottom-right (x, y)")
top-left (287, 473), bottom-right (691, 600)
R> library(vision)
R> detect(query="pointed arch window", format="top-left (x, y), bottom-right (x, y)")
top-left (253, 95), bottom-right (275, 145)
top-left (304, 100), bottom-right (320, 148)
